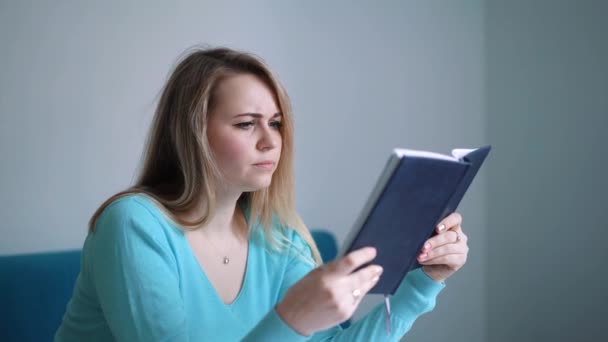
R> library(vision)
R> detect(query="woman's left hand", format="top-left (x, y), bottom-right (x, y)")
top-left (417, 212), bottom-right (469, 283)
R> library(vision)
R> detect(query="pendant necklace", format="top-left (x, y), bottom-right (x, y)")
top-left (204, 236), bottom-right (232, 265)
top-left (203, 211), bottom-right (247, 265)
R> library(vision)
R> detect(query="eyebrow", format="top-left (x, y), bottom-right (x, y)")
top-left (234, 112), bottom-right (283, 119)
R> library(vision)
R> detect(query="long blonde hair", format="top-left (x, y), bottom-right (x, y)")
top-left (89, 46), bottom-right (322, 265)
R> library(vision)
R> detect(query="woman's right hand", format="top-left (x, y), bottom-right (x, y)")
top-left (275, 247), bottom-right (383, 336)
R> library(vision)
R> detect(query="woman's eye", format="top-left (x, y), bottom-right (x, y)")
top-left (270, 121), bottom-right (283, 129)
top-left (235, 121), bottom-right (254, 129)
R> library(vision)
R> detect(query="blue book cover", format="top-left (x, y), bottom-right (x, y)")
top-left (339, 145), bottom-right (491, 295)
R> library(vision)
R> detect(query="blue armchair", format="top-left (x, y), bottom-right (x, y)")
top-left (0, 229), bottom-right (340, 342)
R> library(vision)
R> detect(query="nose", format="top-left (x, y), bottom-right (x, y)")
top-left (256, 124), bottom-right (279, 151)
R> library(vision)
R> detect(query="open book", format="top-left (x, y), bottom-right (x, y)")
top-left (339, 145), bottom-right (491, 295)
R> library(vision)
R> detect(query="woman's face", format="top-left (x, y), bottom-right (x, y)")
top-left (207, 73), bottom-right (282, 193)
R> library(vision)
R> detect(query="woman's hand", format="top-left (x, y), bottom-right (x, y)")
top-left (418, 212), bottom-right (469, 283)
top-left (276, 247), bottom-right (383, 336)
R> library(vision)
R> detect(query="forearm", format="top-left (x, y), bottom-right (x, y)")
top-left (241, 307), bottom-right (310, 342)
top-left (309, 268), bottom-right (445, 341)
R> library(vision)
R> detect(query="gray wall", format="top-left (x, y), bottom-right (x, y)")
top-left (485, 0), bottom-right (608, 341)
top-left (0, 1), bottom-right (485, 341)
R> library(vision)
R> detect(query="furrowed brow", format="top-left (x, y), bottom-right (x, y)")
top-left (234, 112), bottom-right (282, 119)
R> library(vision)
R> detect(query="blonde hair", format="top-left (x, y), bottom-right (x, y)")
top-left (89, 46), bottom-right (322, 266)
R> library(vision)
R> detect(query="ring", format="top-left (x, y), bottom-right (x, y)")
top-left (455, 231), bottom-right (461, 242)
top-left (352, 288), bottom-right (361, 303)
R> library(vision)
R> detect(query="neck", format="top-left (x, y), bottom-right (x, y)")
top-left (179, 187), bottom-right (248, 241)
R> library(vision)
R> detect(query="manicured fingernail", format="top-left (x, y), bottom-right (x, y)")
top-left (438, 224), bottom-right (446, 231)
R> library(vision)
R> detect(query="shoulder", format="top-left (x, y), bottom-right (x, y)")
top-left (285, 228), bottom-right (309, 248)
top-left (265, 216), bottom-right (307, 246)
top-left (96, 194), bottom-right (160, 225)
top-left (92, 194), bottom-right (171, 244)
top-left (277, 225), bottom-right (316, 265)
top-left (252, 215), bottom-right (310, 252)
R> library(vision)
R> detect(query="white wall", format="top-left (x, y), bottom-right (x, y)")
top-left (485, 1), bottom-right (608, 341)
top-left (0, 1), bottom-right (485, 341)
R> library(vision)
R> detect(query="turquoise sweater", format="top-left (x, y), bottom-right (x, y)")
top-left (55, 195), bottom-right (445, 341)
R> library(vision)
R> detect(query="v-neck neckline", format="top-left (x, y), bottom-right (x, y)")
top-left (185, 229), bottom-right (253, 307)
top-left (180, 208), bottom-right (254, 308)
top-left (135, 194), bottom-right (256, 308)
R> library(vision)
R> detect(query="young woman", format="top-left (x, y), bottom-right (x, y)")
top-left (55, 47), bottom-right (469, 341)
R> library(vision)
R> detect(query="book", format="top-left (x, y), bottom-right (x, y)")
top-left (339, 145), bottom-right (491, 295)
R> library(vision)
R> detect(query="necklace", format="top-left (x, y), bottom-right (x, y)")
top-left (200, 210), bottom-right (248, 265)
top-left (203, 234), bottom-right (234, 265)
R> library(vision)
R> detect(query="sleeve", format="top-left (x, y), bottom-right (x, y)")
top-left (243, 229), bottom-right (445, 342)
top-left (311, 268), bottom-right (445, 342)
top-left (86, 198), bottom-right (189, 342)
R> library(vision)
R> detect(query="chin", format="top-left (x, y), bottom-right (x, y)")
top-left (242, 185), bottom-right (270, 193)
top-left (254, 181), bottom-right (273, 191)
top-left (237, 171), bottom-right (274, 191)
top-left (242, 179), bottom-right (273, 192)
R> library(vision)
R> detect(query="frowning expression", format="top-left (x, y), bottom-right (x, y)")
top-left (207, 73), bottom-right (282, 193)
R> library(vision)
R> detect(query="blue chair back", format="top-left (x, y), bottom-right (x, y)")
top-left (0, 250), bottom-right (81, 342)
top-left (311, 229), bottom-right (339, 262)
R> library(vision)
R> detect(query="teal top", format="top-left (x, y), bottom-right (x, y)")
top-left (55, 194), bottom-right (445, 341)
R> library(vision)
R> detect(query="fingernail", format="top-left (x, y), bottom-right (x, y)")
top-left (419, 253), bottom-right (427, 260)
top-left (372, 275), bottom-right (380, 282)
top-left (438, 224), bottom-right (446, 231)
top-left (375, 266), bottom-right (383, 275)
top-left (424, 243), bottom-right (431, 250)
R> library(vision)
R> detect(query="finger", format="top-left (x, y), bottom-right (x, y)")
top-left (328, 247), bottom-right (377, 275)
top-left (422, 228), bottom-right (466, 251)
top-left (348, 263), bottom-right (383, 289)
top-left (418, 242), bottom-right (467, 262)
top-left (418, 253), bottom-right (467, 266)
top-left (436, 212), bottom-right (463, 233)
top-left (347, 264), bottom-right (384, 301)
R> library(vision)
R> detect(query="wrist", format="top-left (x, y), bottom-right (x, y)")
top-left (275, 301), bottom-right (311, 336)
top-left (422, 266), bottom-right (447, 283)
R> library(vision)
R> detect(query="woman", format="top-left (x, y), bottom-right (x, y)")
top-left (55, 47), bottom-right (469, 341)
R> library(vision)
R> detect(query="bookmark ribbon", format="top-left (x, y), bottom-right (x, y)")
top-left (384, 295), bottom-right (391, 335)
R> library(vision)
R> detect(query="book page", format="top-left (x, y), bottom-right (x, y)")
top-left (452, 148), bottom-right (477, 160)
top-left (393, 147), bottom-right (478, 162)
top-left (394, 148), bottom-right (459, 162)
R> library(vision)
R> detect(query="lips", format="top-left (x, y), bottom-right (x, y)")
top-left (253, 161), bottom-right (275, 169)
